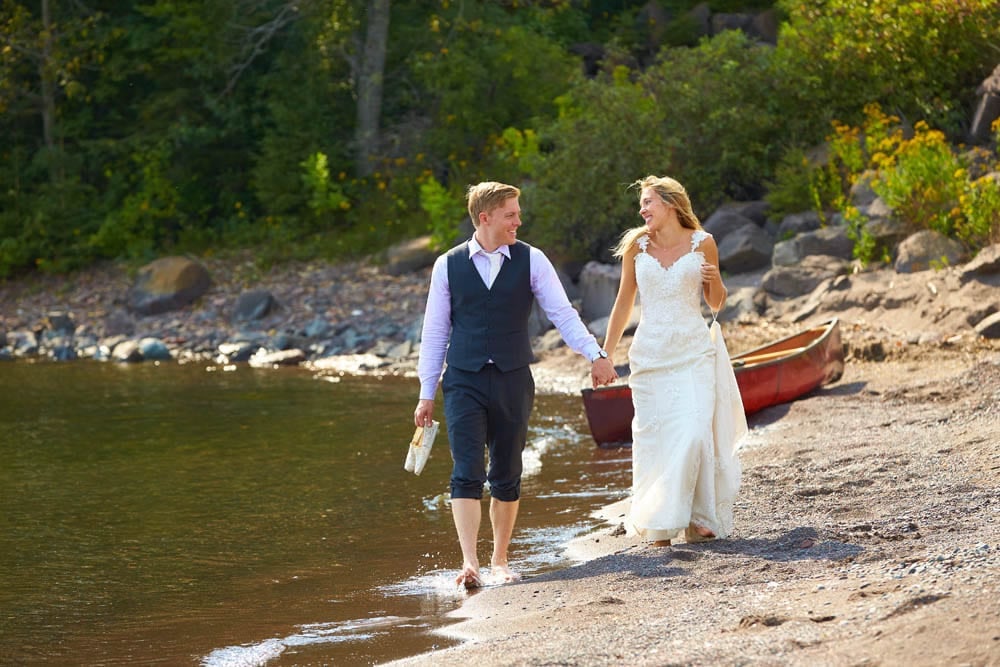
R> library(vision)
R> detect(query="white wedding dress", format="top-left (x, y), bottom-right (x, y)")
top-left (625, 231), bottom-right (744, 541)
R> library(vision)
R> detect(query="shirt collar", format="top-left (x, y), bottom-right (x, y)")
top-left (468, 235), bottom-right (511, 259)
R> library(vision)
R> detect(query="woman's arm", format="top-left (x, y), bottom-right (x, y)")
top-left (602, 244), bottom-right (639, 363)
top-left (698, 235), bottom-right (727, 313)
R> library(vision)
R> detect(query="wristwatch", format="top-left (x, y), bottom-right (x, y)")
top-left (592, 349), bottom-right (609, 363)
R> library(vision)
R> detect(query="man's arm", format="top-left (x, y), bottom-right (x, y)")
top-left (414, 255), bottom-right (451, 426)
top-left (529, 247), bottom-right (616, 386)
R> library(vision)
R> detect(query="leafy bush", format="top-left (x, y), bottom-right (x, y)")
top-left (814, 104), bottom-right (1000, 264)
top-left (530, 31), bottom-right (783, 262)
top-left (773, 0), bottom-right (1000, 139)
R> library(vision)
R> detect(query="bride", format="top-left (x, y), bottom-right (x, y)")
top-left (600, 175), bottom-right (745, 547)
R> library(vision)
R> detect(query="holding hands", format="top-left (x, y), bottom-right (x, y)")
top-left (591, 356), bottom-right (618, 388)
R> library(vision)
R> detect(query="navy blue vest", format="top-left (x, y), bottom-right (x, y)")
top-left (445, 240), bottom-right (535, 372)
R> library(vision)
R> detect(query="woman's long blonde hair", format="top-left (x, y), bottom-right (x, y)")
top-left (613, 175), bottom-right (702, 258)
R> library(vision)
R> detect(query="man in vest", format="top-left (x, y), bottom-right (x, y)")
top-left (414, 181), bottom-right (617, 589)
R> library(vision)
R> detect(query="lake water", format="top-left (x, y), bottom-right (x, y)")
top-left (0, 361), bottom-right (632, 665)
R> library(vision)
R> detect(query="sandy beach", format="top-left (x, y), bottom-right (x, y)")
top-left (385, 338), bottom-right (1000, 667)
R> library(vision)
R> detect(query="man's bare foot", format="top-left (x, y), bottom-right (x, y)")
top-left (455, 567), bottom-right (483, 590)
top-left (490, 563), bottom-right (521, 583)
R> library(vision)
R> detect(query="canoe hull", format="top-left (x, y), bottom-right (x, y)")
top-left (580, 319), bottom-right (844, 447)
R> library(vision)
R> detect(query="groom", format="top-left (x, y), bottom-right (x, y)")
top-left (413, 181), bottom-right (617, 588)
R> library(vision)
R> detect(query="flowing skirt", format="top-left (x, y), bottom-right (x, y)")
top-left (625, 332), bottom-right (743, 541)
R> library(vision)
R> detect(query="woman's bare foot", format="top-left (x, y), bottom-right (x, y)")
top-left (455, 566), bottom-right (483, 590)
top-left (490, 563), bottom-right (521, 584)
top-left (685, 524), bottom-right (716, 544)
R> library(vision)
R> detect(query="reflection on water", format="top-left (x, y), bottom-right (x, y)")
top-left (0, 362), bottom-right (631, 666)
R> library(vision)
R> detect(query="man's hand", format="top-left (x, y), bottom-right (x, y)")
top-left (590, 357), bottom-right (618, 388)
top-left (414, 399), bottom-right (435, 427)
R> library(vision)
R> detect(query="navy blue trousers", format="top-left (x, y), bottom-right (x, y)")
top-left (441, 364), bottom-right (534, 501)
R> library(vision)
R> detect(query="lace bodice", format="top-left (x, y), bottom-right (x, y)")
top-left (628, 230), bottom-right (713, 372)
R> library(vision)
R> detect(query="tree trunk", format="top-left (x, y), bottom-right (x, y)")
top-left (354, 0), bottom-right (390, 177)
top-left (39, 0), bottom-right (58, 181)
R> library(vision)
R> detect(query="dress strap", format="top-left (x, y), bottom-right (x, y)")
top-left (637, 234), bottom-right (650, 253)
top-left (690, 229), bottom-right (710, 252)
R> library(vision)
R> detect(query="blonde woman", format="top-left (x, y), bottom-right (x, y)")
top-left (601, 175), bottom-right (743, 547)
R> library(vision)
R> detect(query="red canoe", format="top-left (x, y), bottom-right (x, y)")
top-left (580, 318), bottom-right (845, 447)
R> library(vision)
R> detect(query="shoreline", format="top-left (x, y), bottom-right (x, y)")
top-left (383, 346), bottom-right (1000, 667)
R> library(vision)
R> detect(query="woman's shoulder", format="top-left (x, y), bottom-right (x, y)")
top-left (690, 229), bottom-right (713, 250)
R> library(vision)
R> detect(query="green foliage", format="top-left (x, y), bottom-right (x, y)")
top-left (531, 31), bottom-right (783, 261)
top-left (765, 148), bottom-right (841, 220)
top-left (529, 64), bottom-right (668, 262)
top-left (817, 104), bottom-right (1000, 264)
top-left (1, 0), bottom-right (997, 279)
top-left (89, 142), bottom-right (181, 260)
top-left (410, 16), bottom-right (576, 175)
top-left (420, 177), bottom-right (467, 251)
top-left (301, 152), bottom-right (349, 220)
top-left (773, 0), bottom-right (1000, 138)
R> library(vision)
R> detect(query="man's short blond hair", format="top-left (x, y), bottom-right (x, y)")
top-left (467, 182), bottom-right (521, 228)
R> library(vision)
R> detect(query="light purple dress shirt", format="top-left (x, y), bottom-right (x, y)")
top-left (417, 236), bottom-right (603, 400)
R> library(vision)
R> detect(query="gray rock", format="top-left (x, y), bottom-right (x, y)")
top-left (974, 312), bottom-right (1000, 339)
top-left (112, 340), bottom-right (143, 363)
top-left (139, 337), bottom-right (172, 361)
top-left (249, 348), bottom-right (307, 367)
top-left (128, 256), bottom-right (211, 316)
top-left (232, 289), bottom-right (279, 322)
top-left (9, 330), bottom-right (38, 357)
top-left (45, 311), bottom-right (75, 334)
top-left (776, 211), bottom-right (823, 240)
top-left (103, 309), bottom-right (135, 337)
top-left (718, 224), bottom-right (774, 273)
top-left (579, 262), bottom-right (622, 321)
top-left (797, 226), bottom-right (855, 261)
top-left (48, 343), bottom-right (78, 362)
top-left (849, 171), bottom-right (879, 209)
top-left (587, 306), bottom-right (641, 340)
top-left (762, 255), bottom-right (848, 297)
top-left (894, 230), bottom-right (968, 273)
top-left (703, 210), bottom-right (756, 244)
top-left (959, 243), bottom-right (1000, 284)
top-left (218, 341), bottom-right (259, 362)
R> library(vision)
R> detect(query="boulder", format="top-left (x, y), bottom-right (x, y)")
top-left (717, 224), bottom-right (773, 273)
top-left (579, 261), bottom-right (622, 321)
top-left (761, 255), bottom-right (848, 298)
top-left (702, 210), bottom-right (757, 244)
top-left (128, 256), bottom-right (211, 316)
top-left (959, 243), bottom-right (1000, 284)
top-left (894, 230), bottom-right (968, 273)
top-left (232, 289), bottom-right (279, 322)
top-left (776, 211), bottom-right (823, 239)
top-left (774, 223), bottom-right (853, 268)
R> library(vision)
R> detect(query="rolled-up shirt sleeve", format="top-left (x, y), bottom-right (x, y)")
top-left (417, 255), bottom-right (452, 400)
top-left (529, 246), bottom-right (602, 361)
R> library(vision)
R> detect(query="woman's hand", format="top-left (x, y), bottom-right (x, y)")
top-left (700, 261), bottom-right (720, 285)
